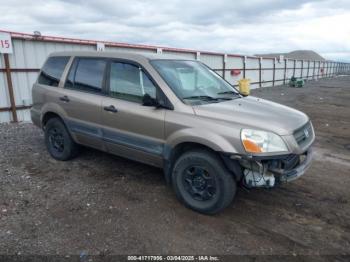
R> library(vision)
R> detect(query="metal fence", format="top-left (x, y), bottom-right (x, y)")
top-left (1, 30), bottom-right (349, 123)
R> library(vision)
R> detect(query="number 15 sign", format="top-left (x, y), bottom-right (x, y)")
top-left (0, 32), bottom-right (13, 54)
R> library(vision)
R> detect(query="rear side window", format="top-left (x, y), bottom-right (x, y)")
top-left (65, 58), bottom-right (106, 93)
top-left (38, 56), bottom-right (69, 87)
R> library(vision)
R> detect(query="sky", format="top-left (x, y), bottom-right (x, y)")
top-left (1, 0), bottom-right (350, 61)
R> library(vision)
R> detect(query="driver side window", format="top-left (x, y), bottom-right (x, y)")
top-left (109, 62), bottom-right (156, 103)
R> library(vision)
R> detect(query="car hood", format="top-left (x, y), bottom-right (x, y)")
top-left (193, 96), bottom-right (309, 135)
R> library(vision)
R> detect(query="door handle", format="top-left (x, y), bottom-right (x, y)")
top-left (59, 95), bottom-right (70, 102)
top-left (104, 105), bottom-right (118, 113)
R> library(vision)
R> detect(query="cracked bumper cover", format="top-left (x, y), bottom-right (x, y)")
top-left (274, 148), bottom-right (314, 183)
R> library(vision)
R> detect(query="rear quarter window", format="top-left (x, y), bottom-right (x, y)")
top-left (38, 56), bottom-right (70, 87)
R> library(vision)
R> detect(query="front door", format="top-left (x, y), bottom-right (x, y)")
top-left (102, 61), bottom-right (166, 167)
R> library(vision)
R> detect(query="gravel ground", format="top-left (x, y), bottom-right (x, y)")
top-left (0, 76), bottom-right (349, 259)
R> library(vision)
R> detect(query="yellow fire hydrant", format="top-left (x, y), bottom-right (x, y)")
top-left (238, 78), bottom-right (250, 96)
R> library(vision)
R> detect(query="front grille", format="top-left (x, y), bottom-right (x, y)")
top-left (293, 121), bottom-right (314, 148)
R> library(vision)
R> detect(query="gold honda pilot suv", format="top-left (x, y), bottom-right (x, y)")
top-left (31, 51), bottom-right (315, 214)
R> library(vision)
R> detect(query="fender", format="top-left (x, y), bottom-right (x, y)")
top-left (166, 127), bottom-right (239, 155)
top-left (162, 128), bottom-right (242, 184)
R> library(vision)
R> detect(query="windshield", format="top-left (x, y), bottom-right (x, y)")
top-left (150, 60), bottom-right (240, 105)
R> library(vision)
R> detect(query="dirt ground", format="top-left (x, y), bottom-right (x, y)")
top-left (0, 76), bottom-right (349, 259)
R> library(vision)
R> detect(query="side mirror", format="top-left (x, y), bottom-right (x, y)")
top-left (142, 93), bottom-right (159, 107)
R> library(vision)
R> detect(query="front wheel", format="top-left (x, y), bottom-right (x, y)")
top-left (171, 149), bottom-right (236, 215)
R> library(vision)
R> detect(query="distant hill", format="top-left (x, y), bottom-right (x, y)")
top-left (255, 50), bottom-right (326, 61)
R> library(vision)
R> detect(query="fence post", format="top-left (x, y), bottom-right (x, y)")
top-left (318, 61), bottom-right (321, 79)
top-left (283, 59), bottom-right (287, 85)
top-left (337, 62), bottom-right (340, 75)
top-left (222, 54), bottom-right (227, 80)
top-left (306, 60), bottom-right (310, 80)
top-left (243, 56), bottom-right (246, 79)
top-left (259, 57), bottom-right (262, 88)
top-left (196, 51), bottom-right (200, 61)
top-left (272, 58), bottom-right (276, 87)
top-left (335, 63), bottom-right (338, 75)
top-left (293, 59), bottom-right (296, 77)
top-left (330, 62), bottom-right (333, 77)
top-left (3, 53), bottom-right (18, 123)
top-left (301, 60), bottom-right (303, 78)
top-left (335, 62), bottom-right (339, 75)
top-left (334, 62), bottom-right (337, 76)
top-left (312, 61), bottom-right (316, 80)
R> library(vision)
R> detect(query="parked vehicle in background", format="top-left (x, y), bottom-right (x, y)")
top-left (31, 51), bottom-right (315, 214)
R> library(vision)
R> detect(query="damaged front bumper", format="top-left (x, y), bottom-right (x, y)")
top-left (232, 148), bottom-right (314, 188)
top-left (271, 148), bottom-right (313, 183)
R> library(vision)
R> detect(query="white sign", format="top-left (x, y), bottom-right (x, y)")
top-left (0, 32), bottom-right (13, 54)
top-left (96, 42), bottom-right (105, 51)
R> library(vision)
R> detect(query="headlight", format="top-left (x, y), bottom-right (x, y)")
top-left (241, 129), bottom-right (288, 153)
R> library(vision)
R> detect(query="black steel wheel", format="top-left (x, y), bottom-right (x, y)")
top-left (182, 166), bottom-right (217, 201)
top-left (172, 149), bottom-right (236, 215)
top-left (48, 127), bottom-right (65, 153)
top-left (44, 117), bottom-right (78, 161)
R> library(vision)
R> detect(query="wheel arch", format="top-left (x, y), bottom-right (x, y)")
top-left (41, 111), bottom-right (77, 140)
top-left (163, 141), bottom-right (243, 185)
top-left (42, 111), bottom-right (63, 127)
top-left (40, 102), bottom-right (69, 127)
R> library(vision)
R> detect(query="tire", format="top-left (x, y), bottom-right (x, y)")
top-left (171, 149), bottom-right (236, 215)
top-left (44, 117), bottom-right (78, 161)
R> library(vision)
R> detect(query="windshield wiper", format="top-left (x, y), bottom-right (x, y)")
top-left (217, 90), bottom-right (240, 96)
top-left (183, 95), bottom-right (219, 101)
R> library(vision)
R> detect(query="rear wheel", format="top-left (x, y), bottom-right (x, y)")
top-left (172, 149), bottom-right (236, 214)
top-left (44, 117), bottom-right (78, 161)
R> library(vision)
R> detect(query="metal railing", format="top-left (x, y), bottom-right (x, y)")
top-left (0, 29), bottom-right (349, 122)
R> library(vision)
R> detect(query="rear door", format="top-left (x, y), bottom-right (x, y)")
top-left (101, 60), bottom-right (166, 167)
top-left (59, 57), bottom-right (107, 150)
